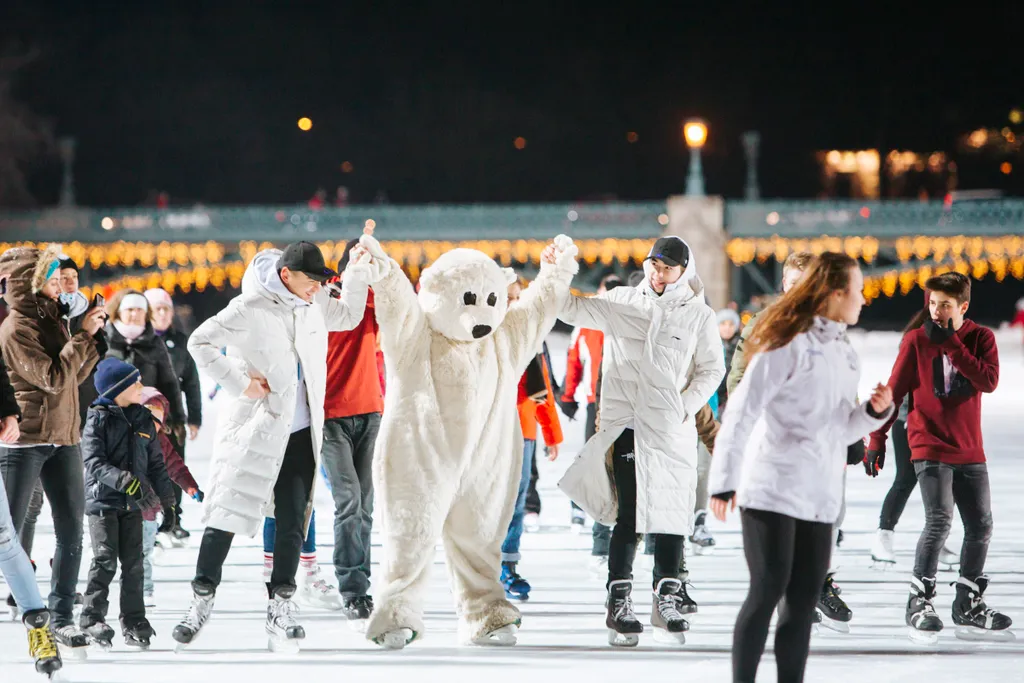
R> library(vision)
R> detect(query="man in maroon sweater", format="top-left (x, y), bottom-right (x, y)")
top-left (868, 273), bottom-right (1011, 642)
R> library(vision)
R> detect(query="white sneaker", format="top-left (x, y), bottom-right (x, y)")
top-left (297, 565), bottom-right (343, 611)
top-left (871, 529), bottom-right (896, 565)
top-left (524, 512), bottom-right (541, 533)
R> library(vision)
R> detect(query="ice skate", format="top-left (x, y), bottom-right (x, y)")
top-left (80, 617), bottom-right (115, 650)
top-left (373, 627), bottom-right (416, 650)
top-left (870, 529), bottom-right (897, 569)
top-left (123, 618), bottom-right (154, 651)
top-left (52, 623), bottom-right (89, 660)
top-left (951, 576), bottom-right (1015, 642)
top-left (470, 622), bottom-right (519, 646)
top-left (156, 529), bottom-right (186, 550)
top-left (650, 578), bottom-right (689, 645)
top-left (817, 573), bottom-right (852, 633)
top-left (589, 554), bottom-right (609, 578)
top-left (342, 595), bottom-right (373, 633)
top-left (297, 564), bottom-right (343, 611)
top-left (172, 581), bottom-right (215, 652)
top-left (570, 509), bottom-right (586, 534)
top-left (674, 578), bottom-right (698, 615)
top-left (143, 592), bottom-right (156, 609)
top-left (605, 580), bottom-right (643, 647)
top-left (24, 609), bottom-right (63, 680)
top-left (500, 562), bottom-right (531, 601)
top-left (906, 576), bottom-right (943, 645)
top-left (266, 585), bottom-right (305, 653)
top-left (689, 510), bottom-right (716, 556)
top-left (938, 545), bottom-right (960, 571)
top-left (170, 524), bottom-right (191, 544)
top-left (7, 593), bottom-right (20, 622)
top-left (524, 512), bottom-right (540, 533)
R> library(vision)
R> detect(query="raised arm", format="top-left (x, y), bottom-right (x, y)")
top-left (187, 300), bottom-right (255, 397)
top-left (708, 343), bottom-right (794, 498)
top-left (681, 310), bottom-right (727, 420)
top-left (3, 324), bottom-right (99, 396)
top-left (357, 234), bottom-right (426, 359)
top-left (944, 326), bottom-right (999, 393)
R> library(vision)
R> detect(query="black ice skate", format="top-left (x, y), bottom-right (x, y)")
top-left (816, 573), bottom-right (852, 633)
top-left (266, 585), bottom-right (306, 653)
top-left (23, 609), bottom-right (63, 680)
top-left (173, 581), bottom-right (216, 652)
top-left (80, 616), bottom-right (115, 650)
top-left (651, 578), bottom-right (689, 645)
top-left (123, 618), bottom-right (155, 650)
top-left (605, 580), bottom-right (643, 647)
top-left (342, 595), bottom-right (374, 633)
top-left (52, 622), bottom-right (90, 660)
top-left (906, 576), bottom-right (944, 644)
top-left (951, 576), bottom-right (1014, 642)
top-left (689, 510), bottom-right (716, 556)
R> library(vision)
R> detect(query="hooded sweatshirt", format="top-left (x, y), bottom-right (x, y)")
top-left (252, 251), bottom-right (312, 433)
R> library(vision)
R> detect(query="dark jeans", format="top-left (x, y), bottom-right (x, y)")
top-left (501, 439), bottom-right (536, 562)
top-left (320, 413), bottom-right (379, 598)
top-left (913, 460), bottom-right (992, 580)
top-left (0, 445), bottom-right (85, 623)
top-left (264, 509), bottom-right (316, 554)
top-left (19, 480), bottom-right (45, 557)
top-left (194, 428), bottom-right (315, 595)
top-left (82, 510), bottom-right (145, 628)
top-left (606, 429), bottom-right (685, 588)
top-left (168, 429), bottom-right (186, 521)
top-left (879, 420), bottom-right (916, 531)
top-left (733, 507), bottom-right (833, 683)
top-left (525, 448), bottom-right (542, 515)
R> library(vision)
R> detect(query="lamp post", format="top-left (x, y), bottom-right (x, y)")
top-left (742, 131), bottom-right (761, 200)
top-left (683, 119), bottom-right (707, 196)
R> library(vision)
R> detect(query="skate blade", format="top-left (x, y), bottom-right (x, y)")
top-left (570, 523), bottom-right (585, 535)
top-left (691, 543), bottom-right (715, 556)
top-left (505, 592), bottom-right (530, 602)
top-left (907, 627), bottom-right (940, 645)
top-left (955, 626), bottom-right (1016, 642)
top-left (173, 642), bottom-right (191, 654)
top-left (871, 558), bottom-right (896, 571)
top-left (938, 563), bottom-right (960, 572)
top-left (376, 628), bottom-right (415, 650)
top-left (298, 596), bottom-right (344, 611)
top-left (57, 645), bottom-right (88, 661)
top-left (268, 636), bottom-right (301, 654)
top-left (348, 618), bottom-right (369, 634)
top-left (89, 640), bottom-right (112, 651)
top-left (607, 629), bottom-right (640, 647)
top-left (652, 627), bottom-right (686, 645)
top-left (817, 615), bottom-right (851, 634)
top-left (47, 670), bottom-right (68, 682)
top-left (471, 624), bottom-right (518, 647)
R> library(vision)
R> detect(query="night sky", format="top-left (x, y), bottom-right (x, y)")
top-left (4, 1), bottom-right (1023, 207)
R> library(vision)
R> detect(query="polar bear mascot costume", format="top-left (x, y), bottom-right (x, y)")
top-left (358, 233), bottom-right (578, 648)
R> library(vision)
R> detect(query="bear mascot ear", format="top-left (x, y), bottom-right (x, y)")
top-left (502, 267), bottom-right (517, 286)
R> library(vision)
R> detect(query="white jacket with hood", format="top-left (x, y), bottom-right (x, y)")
top-left (557, 236), bottom-right (724, 535)
top-left (708, 316), bottom-right (893, 523)
top-left (187, 245), bottom-right (384, 537)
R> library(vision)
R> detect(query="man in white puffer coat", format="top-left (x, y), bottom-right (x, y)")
top-left (558, 236), bottom-right (724, 644)
top-left (172, 238), bottom-right (388, 650)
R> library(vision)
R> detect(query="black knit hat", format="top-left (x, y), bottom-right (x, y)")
top-left (58, 258), bottom-right (78, 273)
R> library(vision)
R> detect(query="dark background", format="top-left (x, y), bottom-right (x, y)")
top-left (3, 1), bottom-right (1023, 206)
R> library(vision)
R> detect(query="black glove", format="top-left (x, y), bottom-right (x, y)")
top-left (864, 448), bottom-right (885, 477)
top-left (924, 318), bottom-right (956, 344)
top-left (161, 502), bottom-right (177, 531)
top-left (558, 398), bottom-right (579, 421)
top-left (93, 330), bottom-right (109, 357)
top-left (846, 439), bottom-right (865, 466)
top-left (118, 473), bottom-right (144, 501)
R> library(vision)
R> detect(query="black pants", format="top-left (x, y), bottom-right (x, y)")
top-left (320, 413), bottom-right (380, 598)
top-left (733, 508), bottom-right (832, 683)
top-left (0, 444), bottom-right (85, 623)
top-left (81, 510), bottom-right (145, 628)
top-left (607, 429), bottom-right (685, 588)
top-left (525, 449), bottom-right (542, 515)
top-left (913, 460), bottom-right (992, 580)
top-left (194, 428), bottom-right (315, 596)
top-left (878, 419), bottom-right (916, 531)
top-left (169, 429), bottom-right (186, 521)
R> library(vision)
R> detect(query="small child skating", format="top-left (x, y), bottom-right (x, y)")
top-left (140, 387), bottom-right (204, 606)
top-left (80, 358), bottom-right (176, 650)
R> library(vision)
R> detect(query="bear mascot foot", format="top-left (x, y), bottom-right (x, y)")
top-left (366, 597), bottom-right (424, 650)
top-left (471, 623), bottom-right (519, 647)
top-left (462, 599), bottom-right (522, 647)
top-left (373, 628), bottom-right (418, 650)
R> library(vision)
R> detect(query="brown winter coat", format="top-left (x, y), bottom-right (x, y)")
top-left (0, 245), bottom-right (100, 445)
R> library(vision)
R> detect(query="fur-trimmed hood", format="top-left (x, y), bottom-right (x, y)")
top-left (0, 244), bottom-right (64, 315)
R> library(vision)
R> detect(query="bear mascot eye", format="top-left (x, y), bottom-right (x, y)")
top-left (487, 292), bottom-right (497, 307)
top-left (463, 291), bottom-right (477, 306)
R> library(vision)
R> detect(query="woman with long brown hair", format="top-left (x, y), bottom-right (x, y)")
top-left (708, 252), bottom-right (894, 683)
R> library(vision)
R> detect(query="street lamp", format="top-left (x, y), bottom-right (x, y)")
top-left (683, 119), bottom-right (707, 196)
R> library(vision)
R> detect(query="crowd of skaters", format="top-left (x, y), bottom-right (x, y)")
top-left (0, 233), bottom-right (1015, 682)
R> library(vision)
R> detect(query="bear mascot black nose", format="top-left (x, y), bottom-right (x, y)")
top-left (472, 324), bottom-right (492, 339)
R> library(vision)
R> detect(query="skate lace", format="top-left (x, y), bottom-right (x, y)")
top-left (28, 626), bottom-right (58, 659)
top-left (657, 594), bottom-right (684, 621)
top-left (822, 580), bottom-right (845, 608)
top-left (612, 595), bottom-right (637, 622)
top-left (964, 592), bottom-right (1000, 619)
top-left (181, 597), bottom-right (212, 631)
top-left (272, 598), bottom-right (300, 629)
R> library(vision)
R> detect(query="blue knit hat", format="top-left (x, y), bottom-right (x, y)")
top-left (94, 358), bottom-right (142, 399)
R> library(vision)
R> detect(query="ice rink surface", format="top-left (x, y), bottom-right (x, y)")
top-left (3, 328), bottom-right (1024, 682)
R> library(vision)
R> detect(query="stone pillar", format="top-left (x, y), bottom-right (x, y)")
top-left (664, 195), bottom-right (729, 309)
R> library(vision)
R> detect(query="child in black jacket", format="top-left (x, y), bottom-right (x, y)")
top-left (80, 358), bottom-right (175, 649)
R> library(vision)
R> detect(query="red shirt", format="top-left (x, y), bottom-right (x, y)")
top-left (562, 327), bottom-right (603, 404)
top-left (869, 319), bottom-right (999, 465)
top-left (324, 291), bottom-right (384, 419)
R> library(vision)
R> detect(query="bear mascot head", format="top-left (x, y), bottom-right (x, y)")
top-left (416, 248), bottom-right (517, 342)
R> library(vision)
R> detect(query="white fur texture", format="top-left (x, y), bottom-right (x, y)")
top-left (364, 236), bottom-right (577, 645)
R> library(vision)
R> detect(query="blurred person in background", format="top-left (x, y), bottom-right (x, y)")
top-left (0, 245), bottom-right (106, 654)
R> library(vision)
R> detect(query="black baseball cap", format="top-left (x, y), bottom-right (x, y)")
top-left (277, 241), bottom-right (337, 282)
top-left (646, 237), bottom-right (689, 269)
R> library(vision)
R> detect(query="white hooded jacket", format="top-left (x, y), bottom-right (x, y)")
top-left (187, 247), bottom-right (381, 537)
top-left (557, 237), bottom-right (724, 535)
top-left (708, 316), bottom-right (893, 523)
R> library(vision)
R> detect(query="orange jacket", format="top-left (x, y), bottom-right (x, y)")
top-left (562, 327), bottom-right (603, 404)
top-left (518, 352), bottom-right (563, 445)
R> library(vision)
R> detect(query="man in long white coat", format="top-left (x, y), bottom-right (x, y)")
top-left (172, 239), bottom-right (388, 651)
top-left (558, 236), bottom-right (724, 646)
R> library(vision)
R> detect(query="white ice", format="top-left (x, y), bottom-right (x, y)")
top-left (3, 329), bottom-right (1024, 682)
